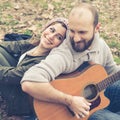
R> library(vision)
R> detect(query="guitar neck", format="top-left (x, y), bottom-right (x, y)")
top-left (97, 71), bottom-right (120, 92)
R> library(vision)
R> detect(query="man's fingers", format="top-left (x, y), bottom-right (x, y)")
top-left (75, 111), bottom-right (89, 119)
top-left (75, 113), bottom-right (80, 119)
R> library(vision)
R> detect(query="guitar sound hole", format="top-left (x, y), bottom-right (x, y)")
top-left (83, 84), bottom-right (98, 101)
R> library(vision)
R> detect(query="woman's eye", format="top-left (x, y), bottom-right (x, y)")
top-left (50, 27), bottom-right (55, 33)
top-left (56, 35), bottom-right (63, 41)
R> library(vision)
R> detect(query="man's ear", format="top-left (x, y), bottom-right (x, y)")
top-left (95, 22), bottom-right (101, 33)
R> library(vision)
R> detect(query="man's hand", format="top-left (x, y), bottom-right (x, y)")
top-left (0, 40), bottom-right (3, 44)
top-left (66, 96), bottom-right (91, 119)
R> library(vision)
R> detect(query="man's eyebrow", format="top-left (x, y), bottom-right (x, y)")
top-left (78, 30), bottom-right (88, 33)
top-left (69, 28), bottom-right (74, 32)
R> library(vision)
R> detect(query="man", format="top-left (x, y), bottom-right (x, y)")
top-left (21, 3), bottom-right (120, 119)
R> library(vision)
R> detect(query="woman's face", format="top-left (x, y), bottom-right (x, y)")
top-left (40, 23), bottom-right (66, 50)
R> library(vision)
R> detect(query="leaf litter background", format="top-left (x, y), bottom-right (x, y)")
top-left (0, 0), bottom-right (120, 120)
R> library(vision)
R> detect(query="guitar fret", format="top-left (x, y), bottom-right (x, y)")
top-left (96, 83), bottom-right (101, 92)
top-left (117, 73), bottom-right (120, 79)
top-left (96, 71), bottom-right (120, 92)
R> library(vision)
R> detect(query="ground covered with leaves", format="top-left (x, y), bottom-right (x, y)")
top-left (0, 0), bottom-right (120, 119)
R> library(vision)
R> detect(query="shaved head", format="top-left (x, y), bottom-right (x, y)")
top-left (69, 3), bottom-right (98, 27)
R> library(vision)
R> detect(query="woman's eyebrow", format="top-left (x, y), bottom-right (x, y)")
top-left (58, 33), bottom-right (64, 39)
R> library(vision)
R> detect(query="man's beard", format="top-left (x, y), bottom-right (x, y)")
top-left (70, 35), bottom-right (94, 52)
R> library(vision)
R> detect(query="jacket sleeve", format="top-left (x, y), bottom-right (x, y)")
top-left (0, 64), bottom-right (33, 85)
top-left (0, 40), bottom-right (32, 55)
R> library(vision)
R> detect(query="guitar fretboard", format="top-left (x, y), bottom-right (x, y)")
top-left (96, 71), bottom-right (120, 92)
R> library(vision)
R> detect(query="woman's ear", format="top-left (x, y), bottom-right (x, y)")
top-left (95, 22), bottom-right (101, 33)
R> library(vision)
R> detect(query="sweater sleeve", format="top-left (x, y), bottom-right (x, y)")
top-left (21, 48), bottom-right (73, 83)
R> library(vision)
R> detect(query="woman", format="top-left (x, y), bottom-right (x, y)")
top-left (0, 17), bottom-right (68, 84)
top-left (0, 17), bottom-right (68, 120)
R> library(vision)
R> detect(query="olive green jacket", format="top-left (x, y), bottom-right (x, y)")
top-left (0, 40), bottom-right (46, 85)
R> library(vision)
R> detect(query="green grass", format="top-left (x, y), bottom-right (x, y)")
top-left (24, 30), bottom-right (33, 35)
top-left (0, 1), bottom-right (12, 10)
top-left (114, 56), bottom-right (120, 65)
top-left (31, 0), bottom-right (48, 9)
top-left (108, 41), bottom-right (120, 50)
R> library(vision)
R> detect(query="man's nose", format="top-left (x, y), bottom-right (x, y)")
top-left (74, 33), bottom-right (82, 42)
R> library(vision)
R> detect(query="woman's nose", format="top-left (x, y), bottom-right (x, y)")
top-left (49, 34), bottom-right (54, 40)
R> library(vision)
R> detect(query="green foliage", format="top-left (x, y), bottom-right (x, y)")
top-left (31, 0), bottom-right (48, 9)
top-left (0, 20), bottom-right (19, 26)
top-left (24, 30), bottom-right (33, 35)
top-left (108, 41), bottom-right (120, 50)
top-left (0, 1), bottom-right (12, 10)
top-left (114, 56), bottom-right (120, 65)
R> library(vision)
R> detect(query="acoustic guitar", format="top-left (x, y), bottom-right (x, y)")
top-left (34, 63), bottom-right (120, 120)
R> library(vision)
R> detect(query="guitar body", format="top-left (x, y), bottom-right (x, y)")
top-left (34, 64), bottom-right (110, 120)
